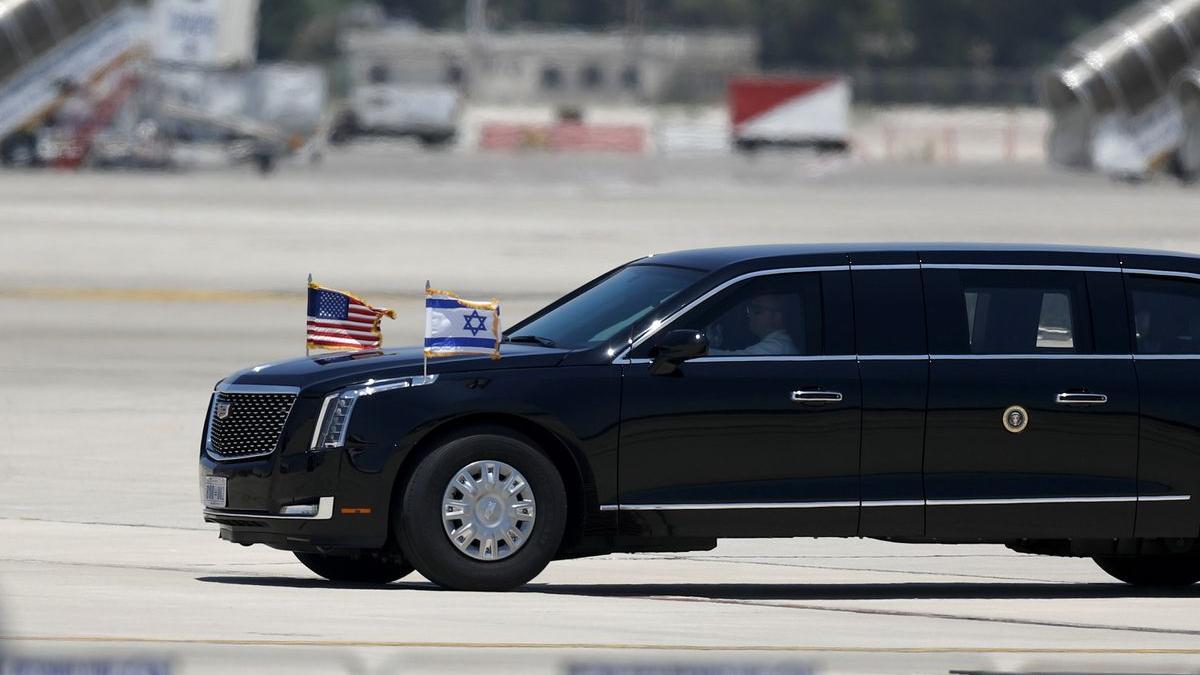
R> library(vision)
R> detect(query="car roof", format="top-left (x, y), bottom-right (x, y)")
top-left (636, 243), bottom-right (1200, 273)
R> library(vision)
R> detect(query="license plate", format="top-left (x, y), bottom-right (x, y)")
top-left (202, 475), bottom-right (227, 509)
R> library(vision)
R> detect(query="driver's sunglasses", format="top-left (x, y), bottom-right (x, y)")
top-left (746, 303), bottom-right (782, 317)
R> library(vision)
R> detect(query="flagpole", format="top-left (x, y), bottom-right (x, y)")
top-left (423, 280), bottom-right (430, 379)
top-left (306, 273), bottom-right (312, 358)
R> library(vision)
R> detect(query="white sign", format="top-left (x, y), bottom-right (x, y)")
top-left (151, 0), bottom-right (259, 68)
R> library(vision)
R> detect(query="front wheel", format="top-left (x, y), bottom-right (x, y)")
top-left (1, 132), bottom-right (39, 167)
top-left (1094, 556), bottom-right (1200, 586)
top-left (294, 551), bottom-right (413, 584)
top-left (396, 429), bottom-right (567, 591)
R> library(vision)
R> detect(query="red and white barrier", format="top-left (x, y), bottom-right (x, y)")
top-left (479, 122), bottom-right (645, 153)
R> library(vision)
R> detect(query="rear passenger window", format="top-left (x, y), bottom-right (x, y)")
top-left (926, 269), bottom-right (1093, 354)
top-left (1127, 275), bottom-right (1200, 354)
top-left (964, 288), bottom-right (1074, 351)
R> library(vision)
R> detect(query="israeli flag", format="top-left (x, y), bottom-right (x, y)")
top-left (424, 287), bottom-right (501, 359)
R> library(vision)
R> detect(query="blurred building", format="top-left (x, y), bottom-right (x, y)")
top-left (340, 21), bottom-right (758, 104)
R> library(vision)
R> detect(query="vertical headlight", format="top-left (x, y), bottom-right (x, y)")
top-left (310, 375), bottom-right (438, 450)
top-left (313, 390), bottom-right (360, 450)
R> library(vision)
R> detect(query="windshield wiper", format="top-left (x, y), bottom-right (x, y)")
top-left (504, 335), bottom-right (557, 347)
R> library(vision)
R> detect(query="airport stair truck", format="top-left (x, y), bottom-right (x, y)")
top-left (1042, 0), bottom-right (1200, 179)
top-left (0, 0), bottom-right (148, 167)
top-left (53, 68), bottom-right (140, 168)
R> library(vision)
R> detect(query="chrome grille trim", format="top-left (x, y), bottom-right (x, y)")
top-left (205, 385), bottom-right (300, 461)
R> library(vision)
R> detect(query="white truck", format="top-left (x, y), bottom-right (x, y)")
top-left (333, 17), bottom-right (460, 148)
top-left (331, 83), bottom-right (458, 147)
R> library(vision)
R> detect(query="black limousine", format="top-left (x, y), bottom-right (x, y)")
top-left (202, 244), bottom-right (1200, 590)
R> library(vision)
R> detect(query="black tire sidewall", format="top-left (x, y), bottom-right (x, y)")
top-left (1094, 556), bottom-right (1200, 586)
top-left (397, 431), bottom-right (567, 591)
top-left (294, 551), bottom-right (413, 584)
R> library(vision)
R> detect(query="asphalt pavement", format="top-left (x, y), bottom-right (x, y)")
top-left (2, 150), bottom-right (1200, 674)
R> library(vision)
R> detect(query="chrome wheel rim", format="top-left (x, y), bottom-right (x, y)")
top-left (441, 460), bottom-right (536, 561)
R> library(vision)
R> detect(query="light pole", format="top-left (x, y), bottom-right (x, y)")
top-left (465, 0), bottom-right (486, 100)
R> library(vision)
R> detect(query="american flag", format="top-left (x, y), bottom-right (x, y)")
top-left (306, 283), bottom-right (395, 352)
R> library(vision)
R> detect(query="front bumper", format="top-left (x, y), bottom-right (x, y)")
top-left (200, 429), bottom-right (394, 553)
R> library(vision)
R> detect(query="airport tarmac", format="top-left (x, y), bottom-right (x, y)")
top-left (2, 151), bottom-right (1200, 674)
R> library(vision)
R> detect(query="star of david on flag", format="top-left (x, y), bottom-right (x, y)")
top-left (424, 284), bottom-right (501, 359)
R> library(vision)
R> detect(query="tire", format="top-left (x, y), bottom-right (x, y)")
top-left (418, 132), bottom-right (455, 150)
top-left (1094, 556), bottom-right (1200, 586)
top-left (294, 551), bottom-right (413, 584)
top-left (396, 428), bottom-right (567, 591)
top-left (329, 112), bottom-right (359, 146)
top-left (1, 132), bottom-right (39, 167)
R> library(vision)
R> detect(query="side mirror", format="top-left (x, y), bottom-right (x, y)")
top-left (647, 330), bottom-right (709, 376)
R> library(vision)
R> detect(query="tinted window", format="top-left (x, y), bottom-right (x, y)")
top-left (1127, 275), bottom-right (1200, 354)
top-left (853, 269), bottom-right (926, 355)
top-left (670, 273), bottom-right (824, 357)
top-left (509, 264), bottom-right (704, 350)
top-left (926, 269), bottom-right (1092, 354)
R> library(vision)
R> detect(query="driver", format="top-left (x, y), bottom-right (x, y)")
top-left (709, 293), bottom-right (798, 356)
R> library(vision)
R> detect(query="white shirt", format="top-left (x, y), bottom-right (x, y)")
top-left (709, 329), bottom-right (798, 356)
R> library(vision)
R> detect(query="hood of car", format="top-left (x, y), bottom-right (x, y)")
top-left (218, 344), bottom-right (571, 394)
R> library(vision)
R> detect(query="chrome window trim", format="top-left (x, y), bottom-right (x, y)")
top-left (857, 355), bottom-right (928, 361)
top-left (1123, 267), bottom-right (1200, 282)
top-left (612, 265), bottom-right (851, 363)
top-left (852, 264), bottom-right (921, 270)
top-left (922, 264), bottom-right (1121, 273)
top-left (929, 354), bottom-right (1133, 361)
top-left (205, 496), bottom-right (335, 521)
top-left (1134, 354), bottom-right (1200, 360)
top-left (599, 495), bottom-right (1189, 511)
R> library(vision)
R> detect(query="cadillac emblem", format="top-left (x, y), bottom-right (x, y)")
top-left (215, 401), bottom-right (232, 420)
top-left (1002, 405), bottom-right (1028, 433)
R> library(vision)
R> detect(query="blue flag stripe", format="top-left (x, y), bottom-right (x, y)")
top-left (426, 298), bottom-right (469, 309)
top-left (424, 337), bottom-right (497, 349)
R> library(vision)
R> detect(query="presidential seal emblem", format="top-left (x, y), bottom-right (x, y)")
top-left (1003, 405), bottom-right (1028, 433)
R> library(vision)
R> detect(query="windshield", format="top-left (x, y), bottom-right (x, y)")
top-left (508, 264), bottom-right (706, 350)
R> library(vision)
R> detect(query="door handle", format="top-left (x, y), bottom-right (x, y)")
top-left (1055, 392), bottom-right (1108, 405)
top-left (791, 390), bottom-right (843, 403)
